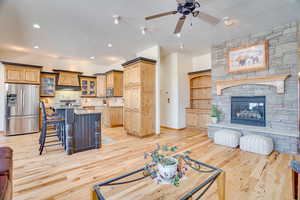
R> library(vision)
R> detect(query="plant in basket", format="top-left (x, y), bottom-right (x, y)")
top-left (144, 144), bottom-right (191, 186)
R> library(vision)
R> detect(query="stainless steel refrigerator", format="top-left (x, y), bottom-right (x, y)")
top-left (5, 84), bottom-right (40, 136)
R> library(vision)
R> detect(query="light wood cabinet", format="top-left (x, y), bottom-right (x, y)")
top-left (104, 107), bottom-right (123, 128)
top-left (80, 76), bottom-right (97, 97)
top-left (186, 70), bottom-right (212, 130)
top-left (53, 70), bottom-right (82, 87)
top-left (40, 72), bottom-right (57, 97)
top-left (122, 57), bottom-right (156, 137)
top-left (4, 63), bottom-right (42, 84)
top-left (96, 73), bottom-right (107, 97)
top-left (106, 70), bottom-right (123, 97)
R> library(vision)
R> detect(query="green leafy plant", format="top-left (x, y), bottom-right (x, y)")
top-left (144, 144), bottom-right (191, 186)
top-left (211, 105), bottom-right (221, 118)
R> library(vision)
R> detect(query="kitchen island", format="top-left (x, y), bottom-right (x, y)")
top-left (55, 107), bottom-right (101, 155)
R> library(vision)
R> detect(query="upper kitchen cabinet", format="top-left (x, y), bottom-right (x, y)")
top-left (95, 73), bottom-right (107, 97)
top-left (40, 72), bottom-right (57, 97)
top-left (3, 62), bottom-right (42, 84)
top-left (53, 69), bottom-right (82, 87)
top-left (80, 76), bottom-right (97, 97)
top-left (106, 70), bottom-right (123, 97)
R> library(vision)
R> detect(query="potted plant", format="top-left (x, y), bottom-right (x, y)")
top-left (211, 105), bottom-right (221, 124)
top-left (144, 144), bottom-right (190, 186)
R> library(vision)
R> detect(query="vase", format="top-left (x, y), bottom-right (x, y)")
top-left (211, 117), bottom-right (218, 124)
top-left (157, 157), bottom-right (178, 180)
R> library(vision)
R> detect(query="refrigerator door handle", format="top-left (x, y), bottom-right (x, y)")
top-left (21, 89), bottom-right (24, 113)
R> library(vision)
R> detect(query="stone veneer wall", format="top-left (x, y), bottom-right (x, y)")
top-left (209, 22), bottom-right (299, 154)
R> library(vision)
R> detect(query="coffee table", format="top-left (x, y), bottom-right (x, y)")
top-left (91, 156), bottom-right (225, 200)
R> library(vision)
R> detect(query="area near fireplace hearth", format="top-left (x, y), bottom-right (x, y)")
top-left (208, 22), bottom-right (300, 154)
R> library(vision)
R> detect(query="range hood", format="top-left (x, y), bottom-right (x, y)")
top-left (53, 69), bottom-right (82, 91)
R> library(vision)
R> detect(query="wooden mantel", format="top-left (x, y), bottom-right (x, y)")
top-left (215, 74), bottom-right (291, 96)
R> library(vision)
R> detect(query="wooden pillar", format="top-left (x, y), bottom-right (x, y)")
top-left (217, 171), bottom-right (226, 200)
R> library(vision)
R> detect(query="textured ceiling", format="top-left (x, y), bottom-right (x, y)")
top-left (0, 0), bottom-right (299, 68)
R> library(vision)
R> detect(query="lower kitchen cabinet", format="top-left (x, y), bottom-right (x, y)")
top-left (104, 107), bottom-right (123, 128)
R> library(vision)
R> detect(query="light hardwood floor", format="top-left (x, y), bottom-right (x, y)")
top-left (0, 127), bottom-right (296, 200)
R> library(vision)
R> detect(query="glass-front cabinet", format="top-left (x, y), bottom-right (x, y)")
top-left (40, 72), bottom-right (57, 97)
top-left (80, 76), bottom-right (97, 97)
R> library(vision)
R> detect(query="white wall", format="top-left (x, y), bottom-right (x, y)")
top-left (160, 53), bottom-right (179, 128)
top-left (192, 53), bottom-right (211, 71)
top-left (43, 63), bottom-right (112, 75)
top-left (160, 53), bottom-right (193, 129)
top-left (178, 53), bottom-right (193, 128)
top-left (136, 46), bottom-right (161, 134)
top-left (0, 52), bottom-right (113, 75)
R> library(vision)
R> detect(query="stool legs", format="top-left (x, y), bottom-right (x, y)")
top-left (39, 121), bottom-right (65, 155)
top-left (292, 168), bottom-right (300, 200)
top-left (39, 122), bottom-right (47, 155)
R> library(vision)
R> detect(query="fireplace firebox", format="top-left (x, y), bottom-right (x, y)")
top-left (231, 96), bottom-right (266, 127)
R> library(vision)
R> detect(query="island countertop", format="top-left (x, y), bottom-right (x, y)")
top-left (73, 109), bottom-right (102, 115)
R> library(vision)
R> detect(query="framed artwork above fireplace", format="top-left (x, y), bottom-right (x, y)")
top-left (228, 41), bottom-right (269, 74)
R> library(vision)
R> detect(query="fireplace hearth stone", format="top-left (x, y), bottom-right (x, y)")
top-left (208, 123), bottom-right (299, 154)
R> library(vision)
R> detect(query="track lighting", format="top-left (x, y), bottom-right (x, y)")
top-left (140, 27), bottom-right (147, 35)
top-left (113, 15), bottom-right (120, 25)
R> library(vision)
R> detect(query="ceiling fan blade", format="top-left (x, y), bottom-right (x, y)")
top-left (145, 11), bottom-right (177, 20)
top-left (174, 16), bottom-right (186, 34)
top-left (197, 11), bottom-right (220, 25)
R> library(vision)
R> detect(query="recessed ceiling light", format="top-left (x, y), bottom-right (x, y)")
top-left (180, 44), bottom-right (184, 50)
top-left (176, 33), bottom-right (181, 38)
top-left (34, 45), bottom-right (39, 49)
top-left (33, 24), bottom-right (41, 29)
top-left (90, 56), bottom-right (95, 60)
top-left (113, 15), bottom-right (120, 25)
top-left (108, 43), bottom-right (113, 48)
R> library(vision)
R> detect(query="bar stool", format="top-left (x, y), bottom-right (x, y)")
top-left (291, 160), bottom-right (300, 200)
top-left (39, 101), bottom-right (65, 155)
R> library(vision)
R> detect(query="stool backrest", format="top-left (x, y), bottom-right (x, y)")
top-left (40, 101), bottom-right (48, 122)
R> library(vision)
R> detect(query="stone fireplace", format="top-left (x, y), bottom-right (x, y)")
top-left (231, 96), bottom-right (266, 127)
top-left (208, 22), bottom-right (300, 154)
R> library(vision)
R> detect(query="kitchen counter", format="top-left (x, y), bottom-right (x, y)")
top-left (74, 109), bottom-right (102, 115)
top-left (55, 107), bottom-right (101, 155)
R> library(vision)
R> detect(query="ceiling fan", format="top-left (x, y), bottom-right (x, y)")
top-left (145, 0), bottom-right (220, 34)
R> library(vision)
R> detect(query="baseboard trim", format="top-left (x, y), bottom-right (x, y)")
top-left (160, 126), bottom-right (186, 131)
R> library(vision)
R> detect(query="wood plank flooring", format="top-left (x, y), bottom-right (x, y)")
top-left (0, 127), bottom-right (296, 200)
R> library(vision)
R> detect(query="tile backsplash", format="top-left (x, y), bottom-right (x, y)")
top-left (41, 90), bottom-right (124, 107)
top-left (55, 90), bottom-right (81, 100)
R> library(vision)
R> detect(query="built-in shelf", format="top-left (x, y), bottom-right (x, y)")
top-left (186, 70), bottom-right (212, 130)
